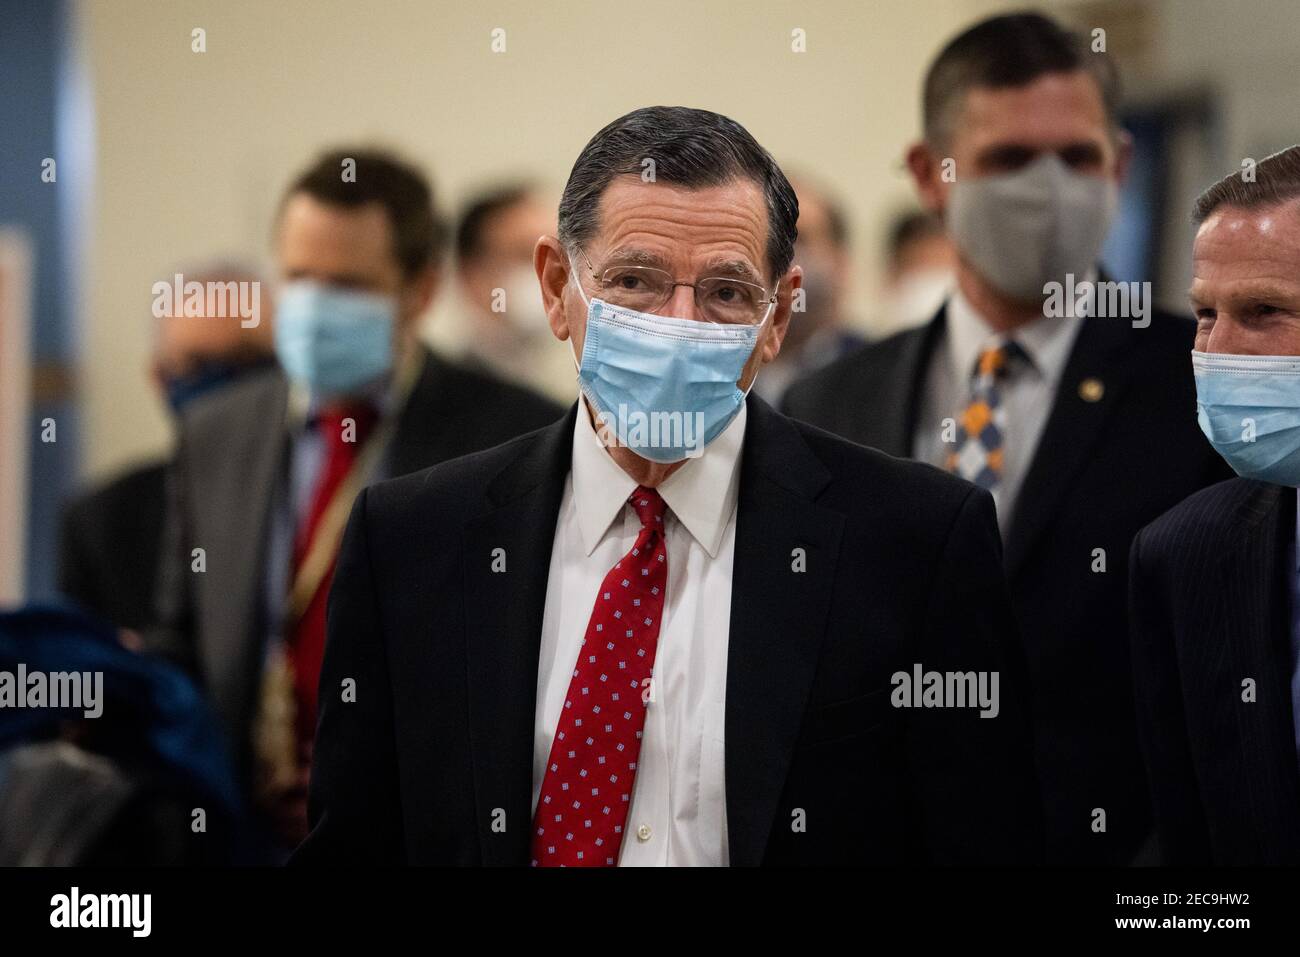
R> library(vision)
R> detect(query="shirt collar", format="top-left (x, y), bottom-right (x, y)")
top-left (945, 275), bottom-right (1088, 388)
top-left (571, 400), bottom-right (746, 559)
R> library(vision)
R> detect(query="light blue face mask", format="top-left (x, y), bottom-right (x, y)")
top-left (274, 280), bottom-right (396, 398)
top-left (570, 269), bottom-right (770, 463)
top-left (1193, 350), bottom-right (1300, 485)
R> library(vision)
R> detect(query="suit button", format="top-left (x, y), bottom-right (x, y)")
top-left (636, 823), bottom-right (652, 842)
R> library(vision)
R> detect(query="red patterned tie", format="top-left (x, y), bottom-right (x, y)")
top-left (288, 402), bottom-right (379, 748)
top-left (531, 485), bottom-right (668, 866)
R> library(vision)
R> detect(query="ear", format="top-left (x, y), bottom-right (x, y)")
top-left (1112, 128), bottom-right (1135, 188)
top-left (906, 140), bottom-right (948, 213)
top-left (762, 264), bottom-right (802, 364)
top-left (536, 235), bottom-right (578, 343)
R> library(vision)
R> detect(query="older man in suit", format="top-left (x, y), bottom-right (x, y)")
top-left (150, 148), bottom-right (562, 857)
top-left (783, 12), bottom-right (1229, 864)
top-left (294, 106), bottom-right (1042, 867)
top-left (1131, 146), bottom-right (1300, 865)
top-left (60, 261), bottom-right (275, 634)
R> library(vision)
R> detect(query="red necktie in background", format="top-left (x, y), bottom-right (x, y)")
top-left (287, 402), bottom-right (379, 748)
top-left (531, 486), bottom-right (668, 866)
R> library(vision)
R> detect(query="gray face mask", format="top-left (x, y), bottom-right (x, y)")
top-left (946, 153), bottom-right (1118, 302)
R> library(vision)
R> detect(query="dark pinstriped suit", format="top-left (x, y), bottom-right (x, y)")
top-left (1130, 478), bottom-right (1300, 864)
top-left (784, 302), bottom-right (1232, 863)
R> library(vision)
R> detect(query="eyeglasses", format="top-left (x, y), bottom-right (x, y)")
top-left (576, 252), bottom-right (777, 326)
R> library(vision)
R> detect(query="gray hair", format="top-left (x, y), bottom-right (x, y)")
top-left (557, 106), bottom-right (799, 282)
top-left (1193, 145), bottom-right (1300, 224)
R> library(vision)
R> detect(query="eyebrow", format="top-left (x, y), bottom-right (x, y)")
top-left (1188, 282), bottom-right (1300, 307)
top-left (702, 256), bottom-right (769, 286)
top-left (599, 248), bottom-right (670, 270)
top-left (700, 257), bottom-right (764, 284)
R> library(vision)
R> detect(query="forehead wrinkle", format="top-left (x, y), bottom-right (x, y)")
top-left (594, 186), bottom-right (768, 265)
top-left (602, 217), bottom-right (765, 266)
top-left (606, 205), bottom-right (765, 241)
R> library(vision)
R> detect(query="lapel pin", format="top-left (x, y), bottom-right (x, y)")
top-left (1078, 378), bottom-right (1105, 403)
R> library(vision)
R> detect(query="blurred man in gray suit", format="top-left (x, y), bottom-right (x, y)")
top-left (60, 261), bottom-right (275, 635)
top-left (150, 148), bottom-right (562, 857)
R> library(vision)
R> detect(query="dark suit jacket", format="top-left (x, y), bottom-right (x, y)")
top-left (293, 396), bottom-right (1043, 866)
top-left (149, 347), bottom-right (564, 779)
top-left (783, 303), bottom-right (1232, 864)
top-left (1130, 478), bottom-right (1300, 865)
top-left (59, 459), bottom-right (169, 632)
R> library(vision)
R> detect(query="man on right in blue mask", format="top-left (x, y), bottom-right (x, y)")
top-left (783, 11), bottom-right (1231, 865)
top-left (1130, 145), bottom-right (1300, 865)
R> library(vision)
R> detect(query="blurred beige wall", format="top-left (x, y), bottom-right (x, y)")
top-left (78, 0), bottom-right (1008, 480)
top-left (76, 0), bottom-right (1300, 481)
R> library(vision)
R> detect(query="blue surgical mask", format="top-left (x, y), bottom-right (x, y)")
top-left (1193, 350), bottom-right (1300, 485)
top-left (274, 280), bottom-right (396, 397)
top-left (163, 356), bottom-right (274, 415)
top-left (570, 270), bottom-right (769, 463)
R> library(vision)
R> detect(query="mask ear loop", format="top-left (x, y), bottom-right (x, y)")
top-left (738, 291), bottom-right (778, 402)
top-left (567, 255), bottom-right (592, 375)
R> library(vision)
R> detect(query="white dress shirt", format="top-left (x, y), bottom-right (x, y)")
top-left (531, 401), bottom-right (746, 866)
top-left (913, 287), bottom-right (1083, 535)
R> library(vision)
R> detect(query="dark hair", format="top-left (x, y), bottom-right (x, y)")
top-left (558, 106), bottom-right (799, 281)
top-left (923, 12), bottom-right (1122, 145)
top-left (886, 209), bottom-right (945, 265)
top-left (1193, 146), bottom-right (1300, 224)
top-left (281, 147), bottom-right (445, 277)
top-left (455, 182), bottom-right (537, 264)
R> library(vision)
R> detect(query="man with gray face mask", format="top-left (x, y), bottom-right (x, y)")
top-left (784, 12), bottom-right (1230, 865)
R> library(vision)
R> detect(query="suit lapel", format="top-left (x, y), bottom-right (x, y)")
top-left (1003, 316), bottom-right (1131, 577)
top-left (462, 406), bottom-right (575, 865)
top-left (882, 308), bottom-right (944, 458)
top-left (1217, 483), bottom-right (1300, 862)
top-left (725, 397), bottom-right (844, 866)
top-left (385, 346), bottom-right (447, 479)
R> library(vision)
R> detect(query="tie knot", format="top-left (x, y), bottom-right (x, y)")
top-left (628, 486), bottom-right (667, 530)
top-left (975, 340), bottom-right (1024, 380)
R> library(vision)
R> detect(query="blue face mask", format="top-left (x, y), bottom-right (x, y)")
top-left (163, 356), bottom-right (274, 415)
top-left (571, 273), bottom-right (769, 463)
top-left (274, 280), bottom-right (396, 397)
top-left (1193, 350), bottom-right (1300, 485)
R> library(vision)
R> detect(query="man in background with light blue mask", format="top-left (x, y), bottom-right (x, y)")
top-left (295, 106), bottom-right (1043, 867)
top-left (1131, 145), bottom-right (1300, 865)
top-left (149, 148), bottom-right (562, 859)
top-left (783, 11), bottom-right (1230, 865)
